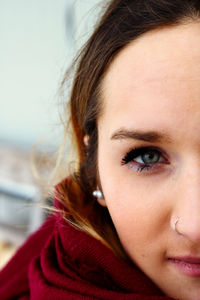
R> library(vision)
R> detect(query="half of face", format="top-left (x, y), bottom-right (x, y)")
top-left (97, 21), bottom-right (200, 300)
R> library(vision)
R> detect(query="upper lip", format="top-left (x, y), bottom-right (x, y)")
top-left (169, 256), bottom-right (200, 264)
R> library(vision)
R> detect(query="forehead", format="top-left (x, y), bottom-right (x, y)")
top-left (100, 22), bottom-right (200, 139)
top-left (103, 21), bottom-right (200, 84)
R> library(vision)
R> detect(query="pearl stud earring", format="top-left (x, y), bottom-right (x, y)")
top-left (92, 190), bottom-right (103, 199)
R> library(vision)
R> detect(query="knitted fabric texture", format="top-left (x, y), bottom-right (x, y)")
top-left (0, 195), bottom-right (174, 299)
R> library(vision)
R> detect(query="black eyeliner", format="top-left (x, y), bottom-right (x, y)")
top-left (121, 146), bottom-right (165, 173)
top-left (121, 146), bottom-right (160, 165)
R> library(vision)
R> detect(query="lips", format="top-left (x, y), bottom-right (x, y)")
top-left (169, 256), bottom-right (200, 277)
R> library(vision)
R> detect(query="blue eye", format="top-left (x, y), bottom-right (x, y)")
top-left (121, 147), bottom-right (165, 172)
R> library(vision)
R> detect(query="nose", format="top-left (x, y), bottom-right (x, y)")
top-left (172, 171), bottom-right (200, 243)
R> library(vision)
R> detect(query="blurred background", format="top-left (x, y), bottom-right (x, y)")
top-left (0, 0), bottom-right (102, 269)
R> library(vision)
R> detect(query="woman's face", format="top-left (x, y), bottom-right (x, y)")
top-left (97, 21), bottom-right (200, 300)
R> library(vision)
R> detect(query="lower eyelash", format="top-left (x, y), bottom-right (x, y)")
top-left (136, 164), bottom-right (151, 172)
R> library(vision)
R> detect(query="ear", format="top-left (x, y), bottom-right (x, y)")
top-left (97, 197), bottom-right (107, 207)
top-left (83, 135), bottom-right (89, 146)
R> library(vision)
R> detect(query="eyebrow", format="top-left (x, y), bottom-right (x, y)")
top-left (110, 128), bottom-right (172, 143)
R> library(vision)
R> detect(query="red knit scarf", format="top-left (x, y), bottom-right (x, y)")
top-left (0, 197), bottom-right (174, 299)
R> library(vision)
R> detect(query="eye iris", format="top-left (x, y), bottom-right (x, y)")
top-left (142, 151), bottom-right (159, 164)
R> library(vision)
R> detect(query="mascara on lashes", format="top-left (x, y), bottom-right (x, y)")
top-left (121, 146), bottom-right (164, 172)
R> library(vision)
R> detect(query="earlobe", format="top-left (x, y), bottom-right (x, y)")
top-left (97, 197), bottom-right (107, 207)
top-left (92, 189), bottom-right (107, 207)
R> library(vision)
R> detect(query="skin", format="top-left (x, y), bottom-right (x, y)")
top-left (97, 21), bottom-right (200, 299)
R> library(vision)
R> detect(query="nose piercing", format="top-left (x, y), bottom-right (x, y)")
top-left (174, 218), bottom-right (181, 235)
top-left (92, 190), bottom-right (103, 199)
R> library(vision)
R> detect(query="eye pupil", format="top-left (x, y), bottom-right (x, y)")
top-left (142, 151), bottom-right (159, 164)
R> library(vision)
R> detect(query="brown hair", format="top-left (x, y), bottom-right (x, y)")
top-left (57, 0), bottom-right (200, 259)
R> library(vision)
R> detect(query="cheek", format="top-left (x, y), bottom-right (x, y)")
top-left (98, 150), bottom-right (170, 259)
